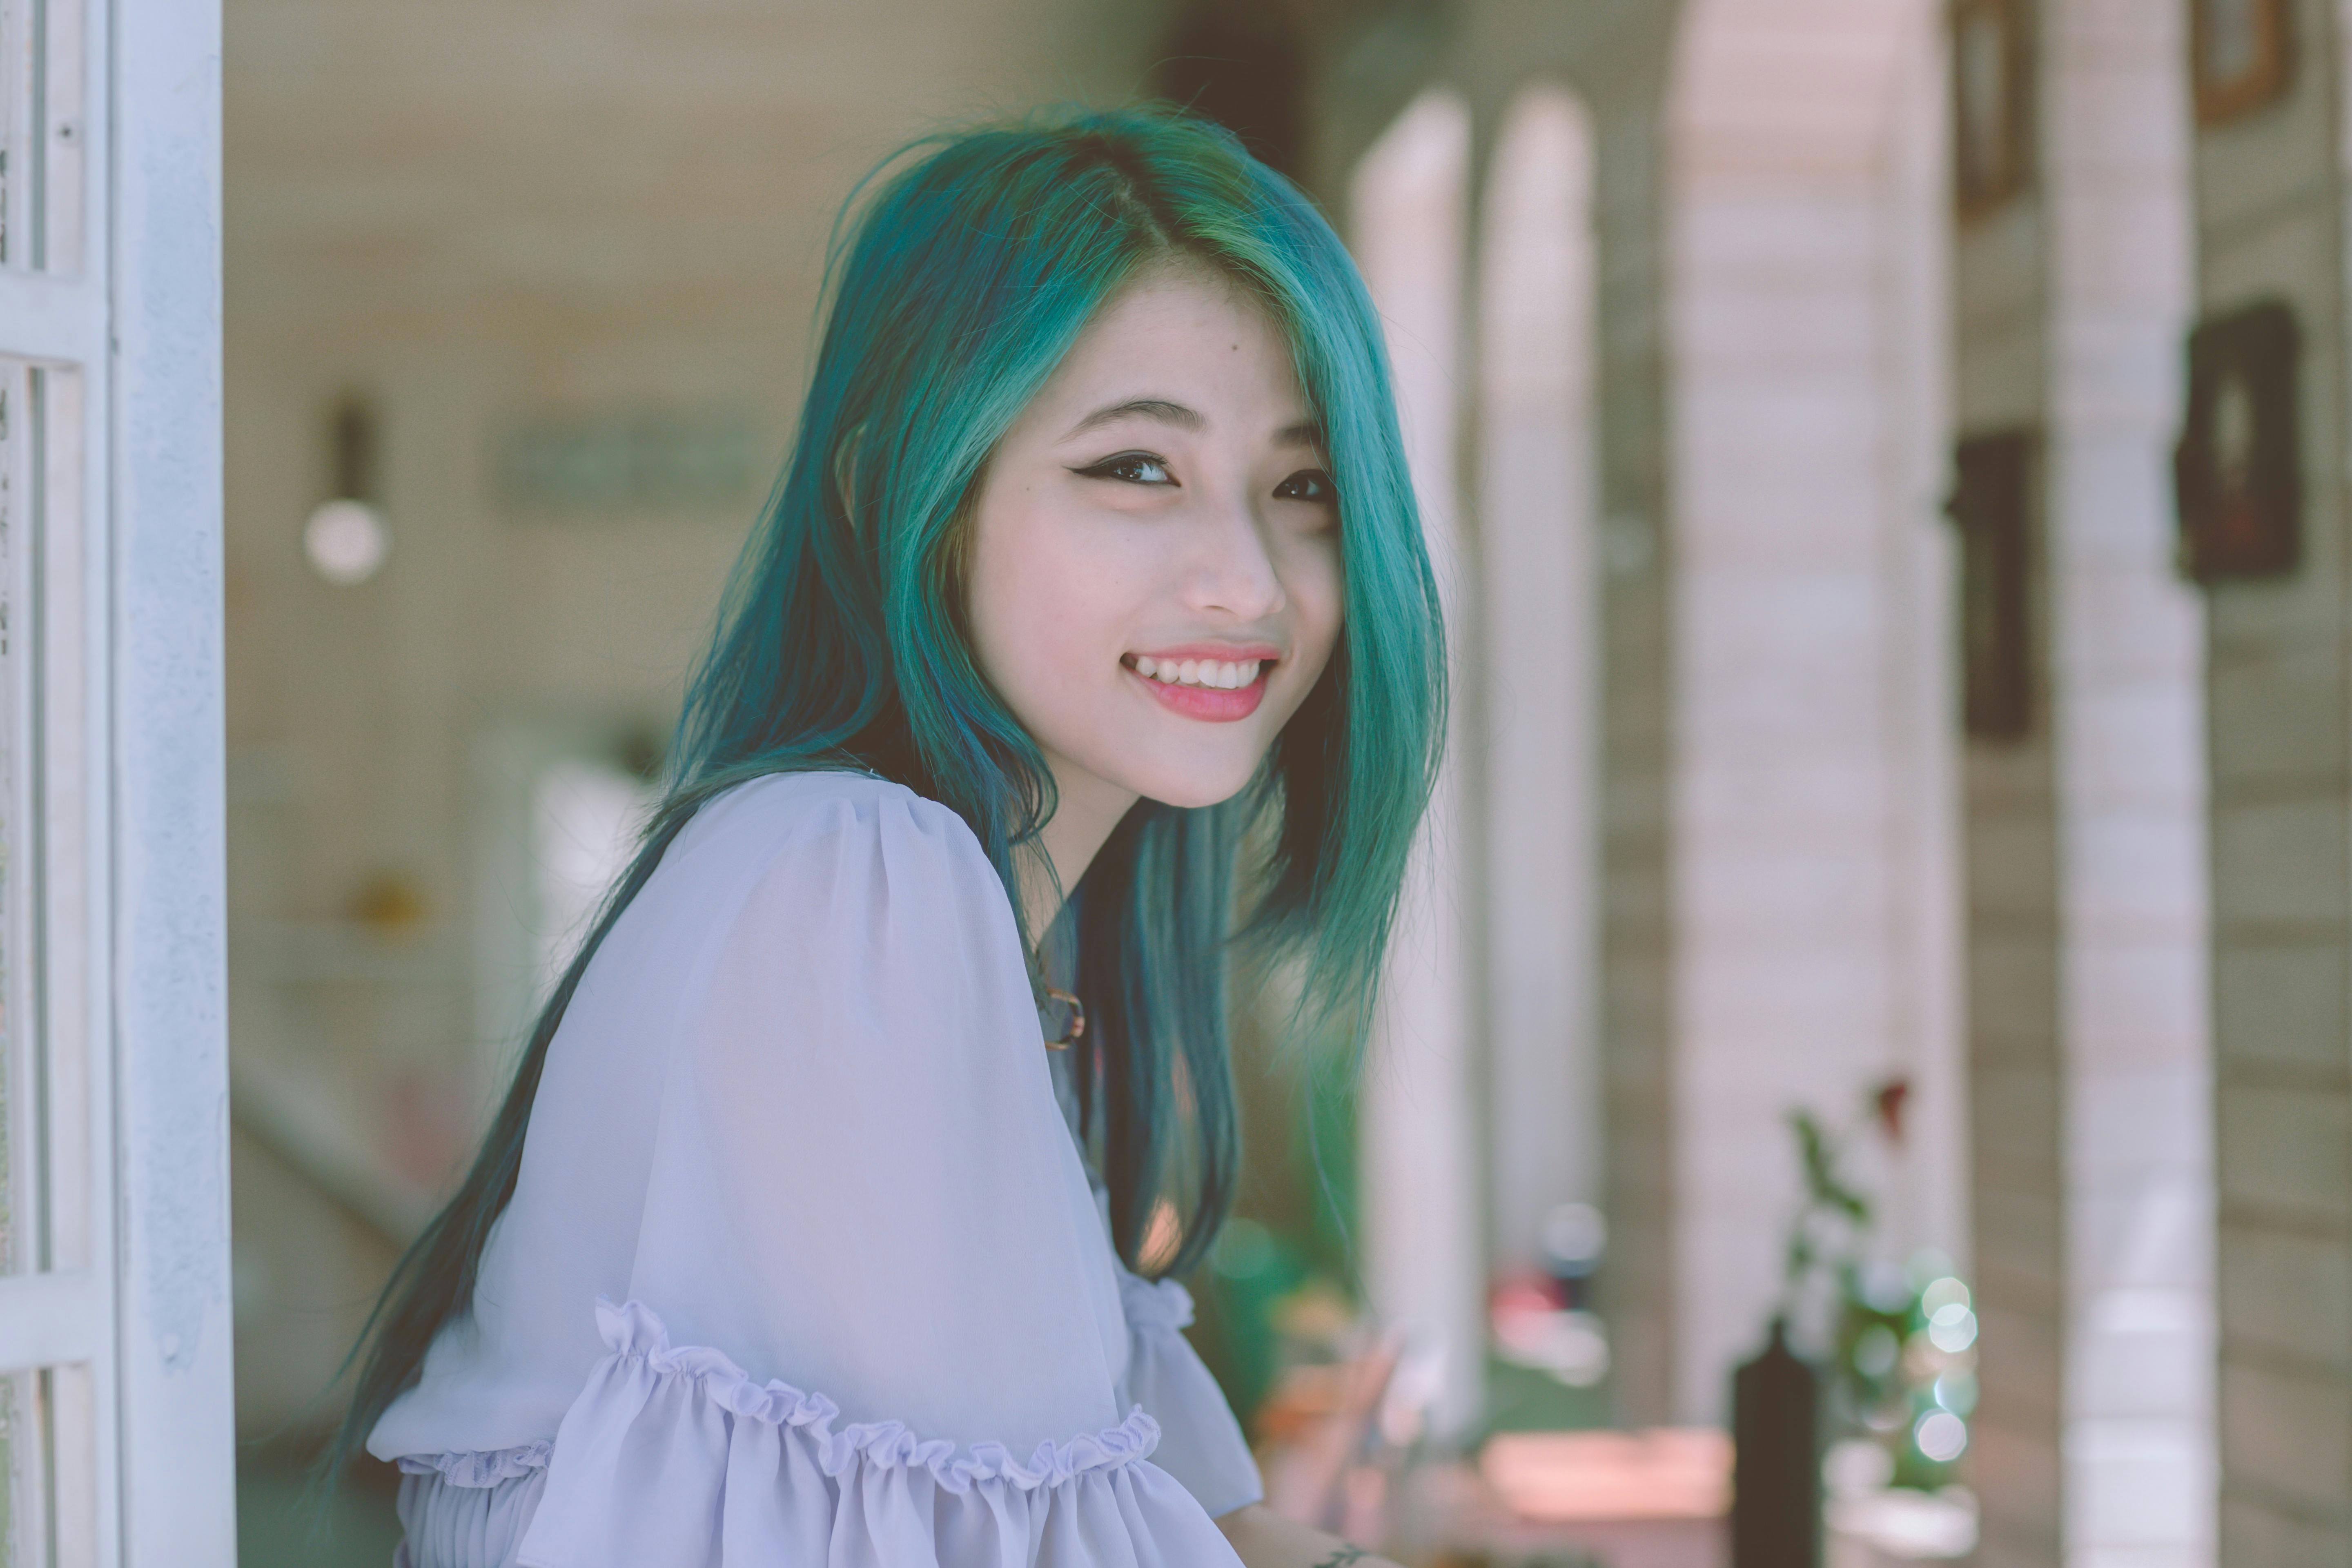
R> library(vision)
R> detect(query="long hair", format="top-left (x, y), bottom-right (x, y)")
top-left (329, 104), bottom-right (1445, 1477)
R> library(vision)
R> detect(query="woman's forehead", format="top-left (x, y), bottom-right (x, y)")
top-left (1031, 267), bottom-right (1307, 433)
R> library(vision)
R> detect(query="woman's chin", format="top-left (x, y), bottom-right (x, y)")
top-left (1126, 760), bottom-right (1265, 813)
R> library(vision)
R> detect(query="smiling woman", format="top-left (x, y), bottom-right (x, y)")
top-left (325, 106), bottom-right (1444, 1568)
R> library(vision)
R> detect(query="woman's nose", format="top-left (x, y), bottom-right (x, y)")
top-left (1184, 495), bottom-right (1287, 620)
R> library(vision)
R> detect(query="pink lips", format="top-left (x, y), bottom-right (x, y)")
top-left (1125, 644), bottom-right (1278, 724)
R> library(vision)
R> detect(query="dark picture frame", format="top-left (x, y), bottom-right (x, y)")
top-left (1951, 0), bottom-right (2033, 222)
top-left (2174, 300), bottom-right (2302, 582)
top-left (2192, 0), bottom-right (2293, 125)
top-left (1947, 430), bottom-right (2038, 742)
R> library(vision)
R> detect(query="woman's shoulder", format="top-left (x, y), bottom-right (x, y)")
top-left (623, 769), bottom-right (1033, 1069)
top-left (664, 768), bottom-right (998, 906)
top-left (591, 768), bottom-right (1023, 1045)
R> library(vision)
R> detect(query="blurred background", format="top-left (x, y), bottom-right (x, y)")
top-left (224, 0), bottom-right (2333, 1565)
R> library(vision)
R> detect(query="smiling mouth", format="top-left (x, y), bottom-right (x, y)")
top-left (1123, 653), bottom-right (1274, 722)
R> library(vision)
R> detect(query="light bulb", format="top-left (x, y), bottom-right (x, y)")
top-left (303, 499), bottom-right (389, 586)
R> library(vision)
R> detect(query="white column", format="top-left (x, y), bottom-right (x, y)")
top-left (1351, 88), bottom-right (1486, 1440)
top-left (2046, 4), bottom-right (2212, 1565)
top-left (1882, 4), bottom-right (1971, 1300)
top-left (1477, 85), bottom-right (1602, 1270)
top-left (1666, 0), bottom-right (1959, 1421)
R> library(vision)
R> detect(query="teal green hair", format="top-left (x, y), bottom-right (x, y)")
top-left (330, 105), bottom-right (1444, 1477)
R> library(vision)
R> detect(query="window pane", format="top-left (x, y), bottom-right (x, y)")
top-left (0, 0), bottom-right (85, 277)
top-left (0, 1366), bottom-right (54, 1564)
top-left (0, 1361), bottom-right (96, 1566)
top-left (0, 361), bottom-right (91, 1285)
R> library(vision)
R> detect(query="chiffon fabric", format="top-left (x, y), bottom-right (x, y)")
top-left (369, 772), bottom-right (1259, 1567)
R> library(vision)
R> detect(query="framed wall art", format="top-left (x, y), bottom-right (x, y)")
top-left (2174, 299), bottom-right (2301, 582)
top-left (1947, 429), bottom-right (2040, 742)
top-left (1951, 0), bottom-right (2033, 221)
top-left (2192, 0), bottom-right (2292, 125)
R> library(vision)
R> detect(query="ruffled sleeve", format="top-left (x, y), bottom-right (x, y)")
top-left (1116, 1271), bottom-right (1265, 1518)
top-left (504, 777), bottom-right (1243, 1568)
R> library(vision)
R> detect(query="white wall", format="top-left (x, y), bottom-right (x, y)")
top-left (2198, 0), bottom-right (2351, 1557)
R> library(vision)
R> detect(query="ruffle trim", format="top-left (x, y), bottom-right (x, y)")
top-left (395, 1441), bottom-right (551, 1486)
top-left (1116, 1269), bottom-right (1196, 1333)
top-left (392, 1294), bottom-right (1182, 1497)
top-left (592, 1298), bottom-right (1159, 1493)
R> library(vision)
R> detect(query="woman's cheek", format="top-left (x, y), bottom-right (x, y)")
top-left (1288, 539), bottom-right (1345, 674)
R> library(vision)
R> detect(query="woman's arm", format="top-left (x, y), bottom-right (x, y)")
top-left (1215, 1503), bottom-right (1409, 1568)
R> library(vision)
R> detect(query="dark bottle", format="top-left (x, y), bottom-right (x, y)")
top-left (1731, 1316), bottom-right (1822, 1568)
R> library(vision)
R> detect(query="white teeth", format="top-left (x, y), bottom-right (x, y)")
top-left (1138, 656), bottom-right (1267, 689)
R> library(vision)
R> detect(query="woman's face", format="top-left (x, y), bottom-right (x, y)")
top-left (964, 263), bottom-right (1345, 820)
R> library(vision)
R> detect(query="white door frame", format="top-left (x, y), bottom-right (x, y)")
top-left (0, 0), bottom-right (233, 1558)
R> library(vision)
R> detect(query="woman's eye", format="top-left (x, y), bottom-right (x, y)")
top-left (1077, 452), bottom-right (1175, 486)
top-left (1273, 467), bottom-right (1337, 504)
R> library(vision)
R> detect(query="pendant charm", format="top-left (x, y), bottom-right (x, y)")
top-left (1042, 987), bottom-right (1085, 1051)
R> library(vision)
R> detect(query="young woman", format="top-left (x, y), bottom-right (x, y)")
top-left (336, 106), bottom-right (1446, 1568)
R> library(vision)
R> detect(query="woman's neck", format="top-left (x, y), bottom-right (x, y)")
top-left (1018, 755), bottom-right (1138, 939)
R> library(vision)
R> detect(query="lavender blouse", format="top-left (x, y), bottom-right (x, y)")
top-left (368, 772), bottom-right (1261, 1567)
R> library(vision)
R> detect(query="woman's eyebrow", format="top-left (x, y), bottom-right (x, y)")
top-left (1274, 419), bottom-right (1324, 450)
top-left (1063, 397), bottom-right (1204, 440)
